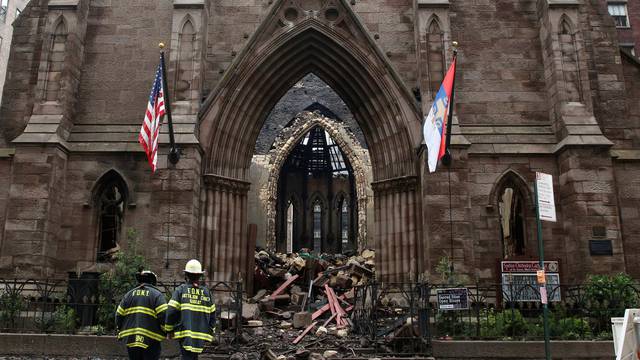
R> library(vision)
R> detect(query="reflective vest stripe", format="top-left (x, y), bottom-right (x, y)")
top-left (118, 327), bottom-right (165, 342)
top-left (156, 303), bottom-right (168, 313)
top-left (127, 341), bottom-right (149, 349)
top-left (168, 299), bottom-right (181, 309)
top-left (180, 303), bottom-right (216, 313)
top-left (182, 345), bottom-right (205, 353)
top-left (119, 306), bottom-right (157, 318)
top-left (173, 329), bottom-right (213, 341)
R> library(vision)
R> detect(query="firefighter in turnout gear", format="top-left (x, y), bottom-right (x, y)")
top-left (116, 270), bottom-right (168, 360)
top-left (166, 259), bottom-right (216, 359)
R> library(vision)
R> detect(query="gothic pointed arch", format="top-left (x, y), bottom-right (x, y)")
top-left (175, 16), bottom-right (197, 102)
top-left (43, 16), bottom-right (68, 102)
top-left (490, 170), bottom-right (533, 259)
top-left (91, 170), bottom-right (130, 262)
top-left (426, 14), bottom-right (445, 99)
top-left (198, 0), bottom-right (424, 282)
top-left (262, 111), bottom-right (369, 250)
top-left (199, 0), bottom-right (421, 181)
top-left (559, 14), bottom-right (575, 35)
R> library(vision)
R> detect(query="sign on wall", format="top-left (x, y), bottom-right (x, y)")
top-left (501, 261), bottom-right (561, 302)
top-left (536, 172), bottom-right (556, 222)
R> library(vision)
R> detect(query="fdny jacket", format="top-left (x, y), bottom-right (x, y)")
top-left (115, 284), bottom-right (168, 349)
top-left (165, 283), bottom-right (216, 354)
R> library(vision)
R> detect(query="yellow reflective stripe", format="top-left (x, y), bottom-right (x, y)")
top-left (162, 324), bottom-right (174, 332)
top-left (181, 303), bottom-right (215, 313)
top-left (118, 327), bottom-right (165, 342)
top-left (173, 330), bottom-right (213, 341)
top-left (168, 299), bottom-right (181, 309)
top-left (127, 342), bottom-right (149, 349)
top-left (116, 306), bottom-right (125, 315)
top-left (156, 303), bottom-right (168, 313)
top-left (119, 306), bottom-right (157, 318)
top-left (182, 345), bottom-right (204, 353)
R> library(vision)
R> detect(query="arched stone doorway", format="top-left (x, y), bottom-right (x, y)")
top-left (198, 0), bottom-right (424, 283)
top-left (261, 111), bottom-right (371, 253)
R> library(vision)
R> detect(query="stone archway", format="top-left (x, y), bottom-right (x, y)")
top-left (198, 0), bottom-right (424, 282)
top-left (261, 111), bottom-right (372, 252)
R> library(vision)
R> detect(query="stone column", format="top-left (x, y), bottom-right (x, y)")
top-left (201, 174), bottom-right (251, 282)
top-left (372, 176), bottom-right (421, 283)
top-left (0, 146), bottom-right (67, 277)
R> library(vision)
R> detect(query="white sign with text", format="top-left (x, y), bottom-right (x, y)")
top-left (536, 172), bottom-right (556, 222)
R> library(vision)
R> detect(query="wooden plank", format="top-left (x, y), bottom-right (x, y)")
top-left (311, 294), bottom-right (346, 320)
top-left (270, 274), bottom-right (300, 300)
top-left (322, 313), bottom-right (337, 328)
top-left (292, 321), bottom-right (318, 345)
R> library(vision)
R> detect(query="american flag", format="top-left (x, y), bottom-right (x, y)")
top-left (138, 59), bottom-right (166, 172)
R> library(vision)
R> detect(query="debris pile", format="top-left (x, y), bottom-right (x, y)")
top-left (213, 248), bottom-right (378, 358)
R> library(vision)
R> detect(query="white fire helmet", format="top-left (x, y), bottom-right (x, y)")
top-left (184, 259), bottom-right (205, 274)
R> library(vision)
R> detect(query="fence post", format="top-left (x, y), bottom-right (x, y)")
top-left (236, 280), bottom-right (243, 340)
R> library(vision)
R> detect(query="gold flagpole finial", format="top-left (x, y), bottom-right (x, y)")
top-left (159, 42), bottom-right (166, 50)
top-left (452, 41), bottom-right (459, 48)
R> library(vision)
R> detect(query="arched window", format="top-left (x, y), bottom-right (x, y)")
top-left (498, 185), bottom-right (527, 259)
top-left (286, 201), bottom-right (294, 254)
top-left (313, 200), bottom-right (322, 253)
top-left (94, 171), bottom-right (128, 262)
top-left (44, 18), bottom-right (67, 102)
top-left (175, 19), bottom-right (196, 101)
top-left (340, 198), bottom-right (349, 246)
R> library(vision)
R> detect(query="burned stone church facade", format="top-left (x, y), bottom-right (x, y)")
top-left (0, 0), bottom-right (639, 285)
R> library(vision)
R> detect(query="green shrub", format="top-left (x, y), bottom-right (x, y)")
top-left (96, 228), bottom-right (147, 331)
top-left (547, 306), bottom-right (591, 340)
top-left (0, 292), bottom-right (25, 329)
top-left (51, 305), bottom-right (78, 333)
top-left (583, 273), bottom-right (639, 333)
top-left (480, 308), bottom-right (530, 339)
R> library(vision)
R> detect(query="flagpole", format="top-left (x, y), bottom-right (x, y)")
top-left (158, 43), bottom-right (180, 165)
top-left (441, 41), bottom-right (458, 167)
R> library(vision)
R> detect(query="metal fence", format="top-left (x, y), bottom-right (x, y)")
top-left (352, 282), bottom-right (431, 355)
top-left (351, 281), bottom-right (640, 344)
top-left (0, 277), bottom-right (243, 347)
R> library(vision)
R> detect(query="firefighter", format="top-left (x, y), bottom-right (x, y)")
top-left (165, 259), bottom-right (216, 359)
top-left (115, 270), bottom-right (168, 360)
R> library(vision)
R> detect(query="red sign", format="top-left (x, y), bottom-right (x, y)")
top-left (501, 261), bottom-right (559, 273)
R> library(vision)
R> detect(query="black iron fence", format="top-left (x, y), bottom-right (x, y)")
top-left (0, 277), bottom-right (243, 346)
top-left (351, 281), bottom-right (640, 344)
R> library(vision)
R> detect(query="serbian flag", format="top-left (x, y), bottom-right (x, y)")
top-left (423, 57), bottom-right (457, 173)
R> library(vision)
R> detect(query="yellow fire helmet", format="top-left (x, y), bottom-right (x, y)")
top-left (184, 259), bottom-right (205, 274)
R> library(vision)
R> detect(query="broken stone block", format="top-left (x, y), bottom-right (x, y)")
top-left (250, 289), bottom-right (268, 303)
top-left (259, 298), bottom-right (275, 312)
top-left (336, 329), bottom-right (348, 338)
top-left (291, 291), bottom-right (307, 306)
top-left (315, 326), bottom-right (328, 336)
top-left (323, 350), bottom-right (338, 358)
top-left (242, 302), bottom-right (261, 321)
top-left (247, 320), bottom-right (263, 327)
top-left (293, 312), bottom-right (312, 329)
top-left (280, 321), bottom-right (293, 329)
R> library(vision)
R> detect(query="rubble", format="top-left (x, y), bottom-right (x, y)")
top-left (210, 248), bottom-right (383, 358)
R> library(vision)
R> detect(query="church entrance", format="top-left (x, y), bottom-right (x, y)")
top-left (275, 125), bottom-right (357, 254)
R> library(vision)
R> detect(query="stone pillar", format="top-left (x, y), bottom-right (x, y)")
top-left (0, 146), bottom-right (67, 277)
top-left (372, 176), bottom-right (421, 283)
top-left (557, 148), bottom-right (626, 281)
top-left (537, 0), bottom-right (623, 281)
top-left (201, 174), bottom-right (251, 282)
